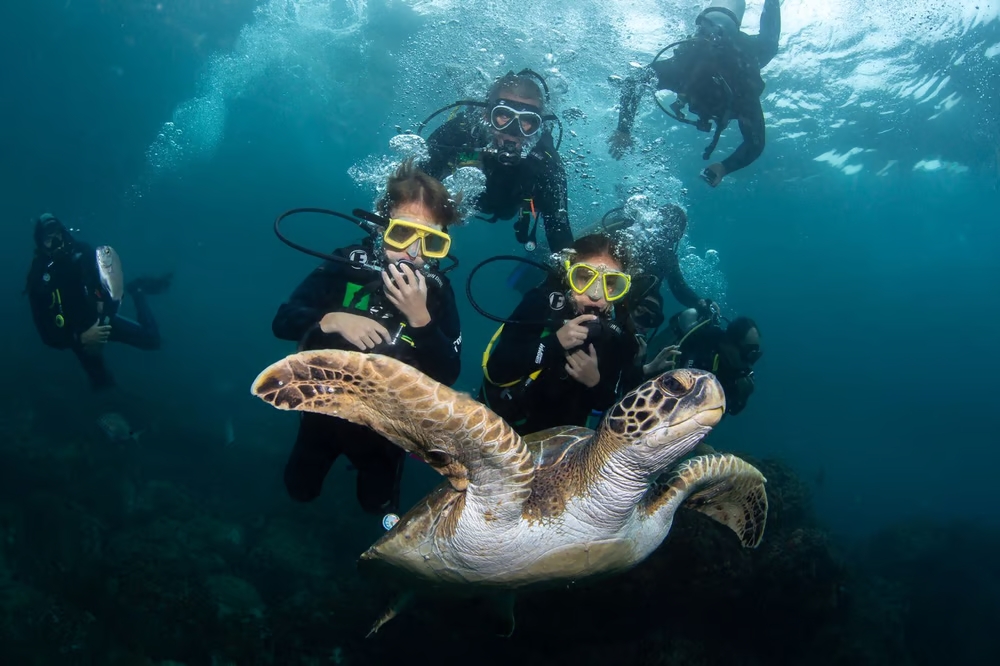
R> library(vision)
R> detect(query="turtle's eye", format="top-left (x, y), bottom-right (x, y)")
top-left (425, 450), bottom-right (453, 467)
top-left (661, 374), bottom-right (688, 395)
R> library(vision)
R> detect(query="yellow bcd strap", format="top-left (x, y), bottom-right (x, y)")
top-left (481, 324), bottom-right (544, 388)
top-left (51, 289), bottom-right (65, 327)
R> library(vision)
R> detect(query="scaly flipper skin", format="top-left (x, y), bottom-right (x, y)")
top-left (251, 350), bottom-right (535, 514)
top-left (643, 453), bottom-right (768, 548)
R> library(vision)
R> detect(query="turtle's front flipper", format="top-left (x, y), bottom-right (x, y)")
top-left (643, 454), bottom-right (768, 548)
top-left (252, 350), bottom-right (534, 515)
top-left (366, 590), bottom-right (415, 638)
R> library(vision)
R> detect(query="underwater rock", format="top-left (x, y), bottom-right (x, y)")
top-left (17, 493), bottom-right (108, 591)
top-left (245, 518), bottom-right (331, 588)
top-left (862, 520), bottom-right (1000, 665)
top-left (205, 574), bottom-right (265, 620)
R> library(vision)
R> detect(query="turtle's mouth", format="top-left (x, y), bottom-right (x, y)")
top-left (695, 405), bottom-right (725, 427)
top-left (645, 416), bottom-right (712, 446)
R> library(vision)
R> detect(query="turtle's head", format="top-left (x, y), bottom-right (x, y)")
top-left (601, 369), bottom-right (725, 475)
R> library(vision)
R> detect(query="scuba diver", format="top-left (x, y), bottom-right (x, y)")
top-left (644, 308), bottom-right (762, 417)
top-left (599, 202), bottom-right (717, 330)
top-left (272, 159), bottom-right (463, 518)
top-left (608, 0), bottom-right (782, 187)
top-left (479, 233), bottom-right (642, 435)
top-left (422, 69), bottom-right (573, 253)
top-left (575, 201), bottom-right (719, 385)
top-left (25, 213), bottom-right (171, 392)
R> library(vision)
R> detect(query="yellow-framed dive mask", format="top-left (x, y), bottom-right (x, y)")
top-left (564, 260), bottom-right (632, 303)
top-left (383, 218), bottom-right (451, 259)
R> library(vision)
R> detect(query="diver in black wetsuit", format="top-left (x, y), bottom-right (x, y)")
top-left (480, 233), bottom-right (642, 435)
top-left (645, 309), bottom-right (762, 417)
top-left (272, 161), bottom-right (463, 516)
top-left (608, 0), bottom-right (782, 187)
top-left (423, 70), bottom-right (573, 253)
top-left (602, 203), bottom-right (717, 315)
top-left (25, 213), bottom-right (170, 391)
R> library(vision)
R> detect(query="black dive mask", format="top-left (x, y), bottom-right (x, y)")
top-left (741, 343), bottom-right (763, 365)
top-left (43, 233), bottom-right (68, 257)
top-left (721, 340), bottom-right (761, 371)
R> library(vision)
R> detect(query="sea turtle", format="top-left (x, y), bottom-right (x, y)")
top-left (252, 349), bottom-right (767, 635)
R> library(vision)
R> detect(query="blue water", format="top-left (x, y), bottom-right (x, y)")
top-left (2, 0), bottom-right (999, 543)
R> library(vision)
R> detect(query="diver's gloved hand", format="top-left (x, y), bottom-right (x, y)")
top-left (382, 263), bottom-right (431, 327)
top-left (80, 319), bottom-right (112, 353)
top-left (565, 344), bottom-right (601, 388)
top-left (319, 312), bottom-right (390, 351)
top-left (556, 314), bottom-right (599, 350)
top-left (643, 344), bottom-right (681, 377)
top-left (607, 130), bottom-right (635, 160)
top-left (701, 163), bottom-right (727, 187)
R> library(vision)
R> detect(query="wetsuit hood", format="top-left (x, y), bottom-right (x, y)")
top-left (698, 0), bottom-right (746, 39)
top-left (33, 213), bottom-right (75, 256)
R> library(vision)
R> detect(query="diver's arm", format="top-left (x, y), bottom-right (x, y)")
top-left (658, 205), bottom-right (701, 307)
top-left (407, 282), bottom-right (462, 386)
top-left (26, 265), bottom-right (76, 349)
top-left (614, 65), bottom-right (659, 135)
top-left (485, 290), bottom-right (558, 385)
top-left (536, 151), bottom-right (574, 252)
top-left (754, 0), bottom-right (782, 68)
top-left (723, 373), bottom-right (754, 416)
top-left (663, 253), bottom-right (702, 308)
top-left (719, 99), bottom-right (766, 175)
top-left (424, 117), bottom-right (468, 181)
top-left (272, 262), bottom-right (339, 342)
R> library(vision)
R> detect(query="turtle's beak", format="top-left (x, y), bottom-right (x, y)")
top-left (695, 404), bottom-right (725, 427)
top-left (691, 373), bottom-right (726, 427)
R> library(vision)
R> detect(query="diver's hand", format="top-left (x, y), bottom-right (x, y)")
top-left (81, 319), bottom-right (112, 350)
top-left (643, 344), bottom-right (681, 377)
top-left (556, 314), bottom-right (598, 350)
top-left (382, 263), bottom-right (431, 328)
top-left (566, 344), bottom-right (601, 388)
top-left (636, 335), bottom-right (648, 364)
top-left (607, 130), bottom-right (634, 160)
top-left (696, 298), bottom-right (720, 321)
top-left (702, 163), bottom-right (726, 187)
top-left (319, 312), bottom-right (390, 351)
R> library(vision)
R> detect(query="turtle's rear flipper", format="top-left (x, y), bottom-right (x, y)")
top-left (644, 454), bottom-right (768, 548)
top-left (366, 590), bottom-right (415, 638)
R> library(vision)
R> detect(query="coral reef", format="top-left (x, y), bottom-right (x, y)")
top-left (0, 408), bottom-right (996, 665)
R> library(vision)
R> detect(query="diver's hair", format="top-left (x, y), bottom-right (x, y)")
top-left (375, 158), bottom-right (463, 229)
top-left (487, 72), bottom-right (544, 110)
top-left (726, 316), bottom-right (759, 343)
top-left (567, 233), bottom-right (631, 271)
